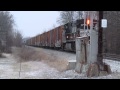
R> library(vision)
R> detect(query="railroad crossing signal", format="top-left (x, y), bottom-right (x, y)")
top-left (87, 19), bottom-right (90, 25)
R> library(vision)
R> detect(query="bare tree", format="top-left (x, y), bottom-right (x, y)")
top-left (57, 11), bottom-right (75, 25)
top-left (0, 11), bottom-right (15, 53)
top-left (74, 11), bottom-right (84, 20)
top-left (57, 11), bottom-right (84, 25)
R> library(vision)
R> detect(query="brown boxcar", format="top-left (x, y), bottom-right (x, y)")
top-left (40, 33), bottom-right (42, 46)
top-left (46, 31), bottom-right (50, 47)
top-left (53, 28), bottom-right (57, 48)
top-left (40, 34), bottom-right (42, 46)
top-left (42, 33), bottom-right (45, 46)
top-left (35, 36), bottom-right (38, 46)
top-left (34, 36), bottom-right (37, 46)
top-left (36, 34), bottom-right (40, 46)
top-left (42, 32), bottom-right (46, 47)
top-left (26, 25), bottom-right (64, 49)
top-left (45, 32), bottom-right (47, 47)
top-left (43, 32), bottom-right (45, 46)
top-left (40, 33), bottom-right (43, 46)
top-left (47, 25), bottom-right (64, 49)
top-left (59, 25), bottom-right (64, 47)
top-left (31, 37), bottom-right (34, 46)
top-left (38, 34), bottom-right (41, 46)
top-left (41, 34), bottom-right (43, 46)
top-left (54, 25), bottom-right (64, 48)
top-left (49, 29), bottom-right (52, 47)
top-left (53, 29), bottom-right (56, 48)
top-left (42, 33), bottom-right (45, 47)
top-left (35, 35), bottom-right (38, 46)
top-left (50, 29), bottom-right (54, 48)
top-left (34, 36), bottom-right (36, 46)
top-left (54, 27), bottom-right (58, 48)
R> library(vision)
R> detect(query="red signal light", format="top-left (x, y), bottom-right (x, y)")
top-left (87, 19), bottom-right (90, 25)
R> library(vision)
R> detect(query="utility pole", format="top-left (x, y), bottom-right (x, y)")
top-left (97, 11), bottom-right (103, 65)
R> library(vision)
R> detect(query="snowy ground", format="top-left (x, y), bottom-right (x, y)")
top-left (104, 59), bottom-right (120, 73)
top-left (1, 47), bottom-right (120, 79)
top-left (0, 53), bottom-right (82, 79)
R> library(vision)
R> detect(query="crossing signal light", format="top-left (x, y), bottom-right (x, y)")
top-left (87, 19), bottom-right (90, 25)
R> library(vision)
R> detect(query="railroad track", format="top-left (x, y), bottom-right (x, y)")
top-left (103, 54), bottom-right (120, 61)
top-left (30, 46), bottom-right (120, 62)
top-left (31, 46), bottom-right (76, 54)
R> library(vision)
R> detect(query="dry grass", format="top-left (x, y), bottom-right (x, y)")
top-left (12, 46), bottom-right (44, 62)
top-left (45, 60), bottom-right (68, 72)
top-left (41, 53), bottom-right (68, 72)
top-left (12, 46), bottom-right (68, 72)
top-left (33, 51), bottom-right (69, 72)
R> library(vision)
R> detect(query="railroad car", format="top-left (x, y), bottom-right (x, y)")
top-left (26, 19), bottom-right (97, 52)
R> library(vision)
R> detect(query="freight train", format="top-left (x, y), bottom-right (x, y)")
top-left (26, 19), bottom-right (97, 52)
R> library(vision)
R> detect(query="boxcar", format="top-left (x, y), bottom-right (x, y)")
top-left (47, 31), bottom-right (50, 47)
top-left (50, 29), bottom-right (54, 48)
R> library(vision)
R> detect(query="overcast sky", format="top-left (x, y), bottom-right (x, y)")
top-left (10, 11), bottom-right (60, 38)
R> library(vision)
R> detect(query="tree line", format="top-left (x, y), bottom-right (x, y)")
top-left (0, 11), bottom-right (23, 54)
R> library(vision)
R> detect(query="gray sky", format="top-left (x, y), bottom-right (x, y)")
top-left (10, 11), bottom-right (60, 38)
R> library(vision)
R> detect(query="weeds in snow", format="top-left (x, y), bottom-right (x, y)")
top-left (12, 46), bottom-right (68, 72)
top-left (12, 46), bottom-right (42, 62)
top-left (42, 53), bottom-right (68, 72)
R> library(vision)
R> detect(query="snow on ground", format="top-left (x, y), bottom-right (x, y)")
top-left (20, 61), bottom-right (87, 79)
top-left (1, 50), bottom-right (120, 79)
top-left (104, 59), bottom-right (120, 73)
top-left (20, 61), bottom-right (60, 79)
top-left (0, 53), bottom-right (19, 79)
top-left (0, 53), bottom-right (86, 79)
